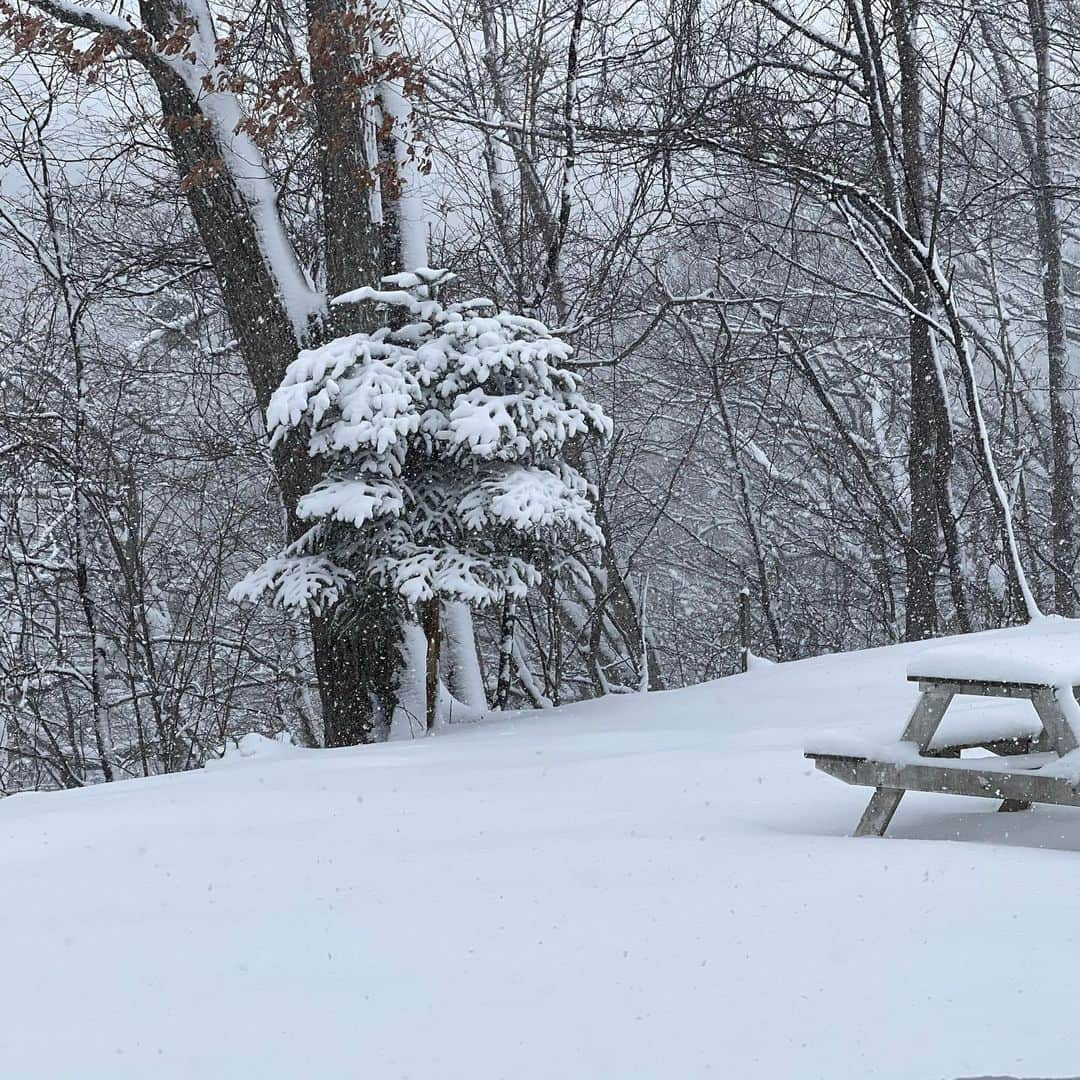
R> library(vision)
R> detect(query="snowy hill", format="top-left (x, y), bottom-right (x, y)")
top-left (3, 641), bottom-right (1080, 1079)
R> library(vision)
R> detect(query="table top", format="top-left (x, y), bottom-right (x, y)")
top-left (906, 617), bottom-right (1080, 687)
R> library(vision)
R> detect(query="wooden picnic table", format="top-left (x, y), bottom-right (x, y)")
top-left (806, 671), bottom-right (1080, 837)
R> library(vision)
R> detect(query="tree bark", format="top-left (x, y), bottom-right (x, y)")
top-left (494, 594), bottom-right (516, 709)
top-left (133, 0), bottom-right (400, 744)
top-left (305, 0), bottom-right (385, 317)
top-left (421, 598), bottom-right (441, 731)
top-left (1027, 0), bottom-right (1075, 615)
top-left (891, 0), bottom-right (940, 640)
top-left (905, 311), bottom-right (940, 640)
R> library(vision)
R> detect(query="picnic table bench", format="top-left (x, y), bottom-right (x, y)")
top-left (805, 622), bottom-right (1080, 837)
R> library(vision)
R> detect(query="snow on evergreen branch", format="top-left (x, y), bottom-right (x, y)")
top-left (234, 270), bottom-right (611, 616)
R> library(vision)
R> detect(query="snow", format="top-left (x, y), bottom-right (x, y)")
top-left (32, 0), bottom-right (138, 37)
top-left (297, 477), bottom-right (406, 528)
top-left (228, 550), bottom-right (353, 615)
top-left (807, 706), bottom-right (1042, 756)
top-left (441, 601), bottom-right (488, 710)
top-left (459, 464), bottom-right (603, 540)
top-left (907, 615), bottom-right (1080, 685)
top-left (205, 731), bottom-right (301, 766)
top-left (373, 62), bottom-right (429, 273)
top-left (806, 732), bottom-right (1055, 773)
top-left (5, 638), bottom-right (1080, 1077)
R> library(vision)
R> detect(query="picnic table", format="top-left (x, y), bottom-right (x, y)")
top-left (805, 620), bottom-right (1080, 837)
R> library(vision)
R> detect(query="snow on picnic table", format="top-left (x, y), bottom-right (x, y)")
top-left (906, 614), bottom-right (1080, 686)
top-left (4, 638), bottom-right (1080, 1078)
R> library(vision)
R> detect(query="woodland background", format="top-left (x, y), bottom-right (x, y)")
top-left (0, 0), bottom-right (1075, 790)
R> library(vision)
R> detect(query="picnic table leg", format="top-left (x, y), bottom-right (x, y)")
top-left (854, 788), bottom-right (905, 837)
top-left (990, 691), bottom-right (1080, 814)
top-left (992, 735), bottom-right (1034, 812)
top-left (852, 688), bottom-right (953, 837)
top-left (1031, 688), bottom-right (1079, 755)
top-left (899, 688), bottom-right (954, 744)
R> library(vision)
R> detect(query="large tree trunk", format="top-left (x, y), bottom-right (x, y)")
top-left (843, 0), bottom-right (942, 639)
top-left (305, 0), bottom-right (386, 316)
top-left (135, 0), bottom-right (400, 744)
top-left (891, 0), bottom-right (940, 640)
top-left (905, 305), bottom-right (941, 640)
top-left (303, 0), bottom-right (409, 742)
top-left (313, 616), bottom-right (395, 745)
top-left (1027, 0), bottom-right (1075, 615)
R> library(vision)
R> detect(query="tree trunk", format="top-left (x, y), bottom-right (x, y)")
top-left (313, 621), bottom-right (388, 745)
top-left (442, 602), bottom-right (488, 711)
top-left (892, 0), bottom-right (940, 640)
top-left (845, 0), bottom-right (942, 640)
top-left (421, 598), bottom-right (442, 732)
top-left (305, 0), bottom-right (385, 318)
top-left (933, 411), bottom-right (971, 634)
top-left (905, 309), bottom-right (941, 640)
top-left (979, 9), bottom-right (1066, 620)
top-left (134, 0), bottom-right (400, 743)
top-left (494, 595), bottom-right (516, 709)
top-left (1027, 0), bottom-right (1075, 615)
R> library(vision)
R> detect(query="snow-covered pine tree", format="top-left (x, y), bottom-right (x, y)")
top-left (232, 267), bottom-right (612, 734)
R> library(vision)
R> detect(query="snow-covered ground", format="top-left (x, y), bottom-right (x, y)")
top-left (4, 640), bottom-right (1080, 1079)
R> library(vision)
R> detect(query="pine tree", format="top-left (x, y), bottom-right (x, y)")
top-left (232, 268), bottom-right (611, 730)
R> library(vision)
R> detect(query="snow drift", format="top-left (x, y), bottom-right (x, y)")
top-left (2, 638), bottom-right (1080, 1078)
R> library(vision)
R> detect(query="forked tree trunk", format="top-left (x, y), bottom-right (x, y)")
top-left (133, 0), bottom-right (401, 744)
